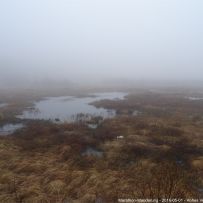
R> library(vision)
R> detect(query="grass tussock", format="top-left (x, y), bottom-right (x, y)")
top-left (0, 91), bottom-right (203, 202)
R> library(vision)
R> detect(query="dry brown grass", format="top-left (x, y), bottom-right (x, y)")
top-left (0, 91), bottom-right (203, 202)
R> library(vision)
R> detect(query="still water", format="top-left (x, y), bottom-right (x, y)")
top-left (188, 97), bottom-right (203, 101)
top-left (82, 147), bottom-right (103, 157)
top-left (0, 124), bottom-right (24, 136)
top-left (0, 103), bottom-right (7, 108)
top-left (17, 92), bottom-right (127, 122)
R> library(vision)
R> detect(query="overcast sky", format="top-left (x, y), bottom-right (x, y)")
top-left (0, 0), bottom-right (203, 85)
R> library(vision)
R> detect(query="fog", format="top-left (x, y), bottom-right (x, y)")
top-left (0, 0), bottom-right (203, 88)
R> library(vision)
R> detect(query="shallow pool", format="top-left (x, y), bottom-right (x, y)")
top-left (17, 92), bottom-right (127, 122)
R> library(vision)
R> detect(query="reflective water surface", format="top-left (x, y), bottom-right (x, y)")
top-left (188, 97), bottom-right (203, 101)
top-left (0, 124), bottom-right (24, 136)
top-left (82, 147), bottom-right (103, 157)
top-left (0, 103), bottom-right (7, 108)
top-left (17, 92), bottom-right (127, 122)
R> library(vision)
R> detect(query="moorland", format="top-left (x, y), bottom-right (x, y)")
top-left (0, 87), bottom-right (203, 202)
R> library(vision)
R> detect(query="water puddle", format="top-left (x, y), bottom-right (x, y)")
top-left (187, 97), bottom-right (203, 101)
top-left (17, 92), bottom-right (127, 122)
top-left (0, 103), bottom-right (7, 108)
top-left (0, 123), bottom-right (24, 136)
top-left (82, 147), bottom-right (103, 157)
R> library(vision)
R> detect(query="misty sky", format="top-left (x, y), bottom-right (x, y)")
top-left (0, 0), bottom-right (203, 85)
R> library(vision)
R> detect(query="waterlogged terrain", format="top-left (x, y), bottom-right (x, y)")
top-left (0, 90), bottom-right (203, 202)
top-left (17, 92), bottom-right (127, 122)
top-left (82, 147), bottom-right (103, 158)
top-left (0, 103), bottom-right (7, 108)
top-left (0, 123), bottom-right (24, 136)
top-left (188, 97), bottom-right (203, 101)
